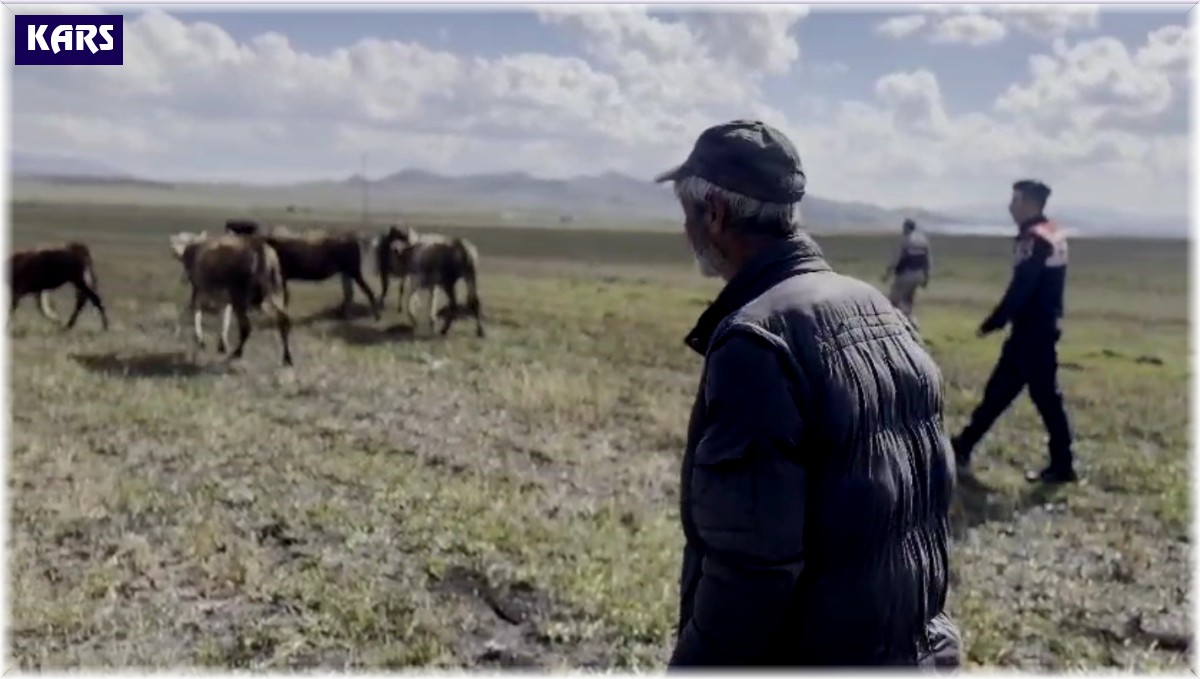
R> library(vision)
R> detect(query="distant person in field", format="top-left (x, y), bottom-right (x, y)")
top-left (952, 179), bottom-right (1076, 485)
top-left (653, 119), bottom-right (960, 668)
top-left (882, 218), bottom-right (931, 325)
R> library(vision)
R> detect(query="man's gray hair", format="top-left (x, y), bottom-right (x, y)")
top-left (673, 175), bottom-right (802, 239)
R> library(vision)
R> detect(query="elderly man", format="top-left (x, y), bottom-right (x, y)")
top-left (654, 120), bottom-right (960, 668)
top-left (883, 218), bottom-right (932, 325)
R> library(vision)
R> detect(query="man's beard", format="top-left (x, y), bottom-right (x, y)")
top-left (682, 208), bottom-right (725, 279)
top-left (688, 233), bottom-right (724, 278)
top-left (694, 249), bottom-right (721, 278)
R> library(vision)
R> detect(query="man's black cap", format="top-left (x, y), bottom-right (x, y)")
top-left (653, 119), bottom-right (807, 204)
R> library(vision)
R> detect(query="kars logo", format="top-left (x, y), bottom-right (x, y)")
top-left (14, 15), bottom-right (123, 66)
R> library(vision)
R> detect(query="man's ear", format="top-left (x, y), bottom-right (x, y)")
top-left (704, 192), bottom-right (727, 238)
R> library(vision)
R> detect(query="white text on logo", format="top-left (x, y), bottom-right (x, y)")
top-left (27, 24), bottom-right (115, 54)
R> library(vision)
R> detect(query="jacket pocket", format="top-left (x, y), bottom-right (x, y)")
top-left (690, 434), bottom-right (757, 537)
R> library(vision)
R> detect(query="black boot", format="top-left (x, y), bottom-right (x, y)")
top-left (1024, 465), bottom-right (1078, 485)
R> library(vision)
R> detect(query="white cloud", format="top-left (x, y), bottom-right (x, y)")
top-left (990, 4), bottom-right (1101, 40)
top-left (1136, 24), bottom-right (1191, 75)
top-left (874, 70), bottom-right (951, 135)
top-left (995, 26), bottom-right (1189, 132)
top-left (874, 15), bottom-right (928, 40)
top-left (880, 5), bottom-right (1100, 45)
top-left (8, 6), bottom-right (1188, 215)
top-left (12, 6), bottom-right (807, 183)
top-left (682, 6), bottom-right (809, 75)
top-left (14, 112), bottom-right (167, 155)
top-left (535, 5), bottom-right (804, 116)
top-left (929, 14), bottom-right (1008, 47)
top-left (765, 57), bottom-right (1185, 212)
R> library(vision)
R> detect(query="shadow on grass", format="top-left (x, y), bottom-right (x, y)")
top-left (325, 322), bottom-right (421, 347)
top-left (291, 301), bottom-right (379, 328)
top-left (951, 474), bottom-right (1064, 538)
top-left (71, 350), bottom-right (214, 379)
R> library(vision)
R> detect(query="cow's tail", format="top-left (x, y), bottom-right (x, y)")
top-left (69, 242), bottom-right (99, 290)
top-left (264, 245), bottom-right (287, 308)
top-left (357, 233), bottom-right (379, 277)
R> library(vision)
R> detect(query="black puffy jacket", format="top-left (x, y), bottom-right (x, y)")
top-left (669, 233), bottom-right (961, 668)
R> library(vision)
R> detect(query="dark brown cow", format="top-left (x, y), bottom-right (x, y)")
top-left (8, 241), bottom-right (109, 331)
top-left (170, 231), bottom-right (294, 366)
top-left (377, 225), bottom-right (485, 337)
top-left (224, 220), bottom-right (380, 320)
top-left (224, 219), bottom-right (262, 236)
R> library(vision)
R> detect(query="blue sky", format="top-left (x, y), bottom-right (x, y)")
top-left (155, 6), bottom-right (1189, 120)
top-left (10, 3), bottom-right (1194, 215)
top-left (174, 8), bottom-right (1183, 101)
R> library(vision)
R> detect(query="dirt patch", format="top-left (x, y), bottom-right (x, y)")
top-left (431, 565), bottom-right (557, 668)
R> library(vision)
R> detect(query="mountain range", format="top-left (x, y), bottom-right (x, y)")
top-left (10, 151), bottom-right (1188, 237)
top-left (325, 167), bottom-right (963, 232)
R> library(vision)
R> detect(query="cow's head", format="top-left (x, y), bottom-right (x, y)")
top-left (169, 230), bottom-right (207, 259)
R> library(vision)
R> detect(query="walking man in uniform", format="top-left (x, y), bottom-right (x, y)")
top-left (654, 120), bottom-right (960, 668)
top-left (882, 218), bottom-right (931, 325)
top-left (952, 179), bottom-right (1077, 484)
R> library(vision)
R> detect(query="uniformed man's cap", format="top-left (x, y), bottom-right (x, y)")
top-left (653, 119), bottom-right (807, 204)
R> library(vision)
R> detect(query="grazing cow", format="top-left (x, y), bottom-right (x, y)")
top-left (223, 219), bottom-right (380, 320)
top-left (8, 241), bottom-right (109, 331)
top-left (377, 225), bottom-right (485, 337)
top-left (169, 231), bottom-right (294, 366)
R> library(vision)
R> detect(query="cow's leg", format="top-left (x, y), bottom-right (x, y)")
top-left (91, 288), bottom-right (110, 332)
top-left (217, 304), bottom-right (232, 354)
top-left (467, 286), bottom-right (484, 339)
top-left (64, 287), bottom-right (89, 331)
top-left (403, 282), bottom-right (420, 328)
top-left (338, 274), bottom-right (355, 318)
top-left (229, 298), bottom-right (252, 360)
top-left (190, 288), bottom-right (206, 349)
top-left (37, 290), bottom-right (61, 322)
top-left (8, 292), bottom-right (22, 330)
top-left (193, 307), bottom-right (206, 350)
top-left (425, 286), bottom-right (440, 335)
top-left (351, 270), bottom-right (381, 320)
top-left (71, 277), bottom-right (109, 331)
top-left (262, 296), bottom-right (294, 367)
top-left (379, 269), bottom-right (391, 312)
top-left (457, 266), bottom-right (485, 338)
top-left (438, 280), bottom-right (460, 336)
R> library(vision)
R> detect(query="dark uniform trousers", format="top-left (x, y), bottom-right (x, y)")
top-left (957, 327), bottom-right (1073, 471)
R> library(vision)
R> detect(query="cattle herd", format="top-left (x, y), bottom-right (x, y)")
top-left (8, 219), bottom-right (487, 366)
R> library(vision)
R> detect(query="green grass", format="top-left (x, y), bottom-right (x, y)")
top-left (7, 199), bottom-right (1191, 670)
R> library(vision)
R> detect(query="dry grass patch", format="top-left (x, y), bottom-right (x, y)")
top-left (8, 202), bottom-right (1191, 671)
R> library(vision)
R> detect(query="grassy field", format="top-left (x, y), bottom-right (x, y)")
top-left (6, 200), bottom-right (1191, 671)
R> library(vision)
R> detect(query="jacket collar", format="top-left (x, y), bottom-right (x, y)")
top-left (1017, 214), bottom-right (1047, 236)
top-left (684, 232), bottom-right (831, 356)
